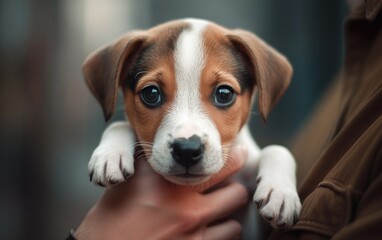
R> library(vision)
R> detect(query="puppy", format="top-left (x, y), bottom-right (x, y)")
top-left (83, 18), bottom-right (301, 229)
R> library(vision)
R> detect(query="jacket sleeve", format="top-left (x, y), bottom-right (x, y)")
top-left (332, 172), bottom-right (382, 239)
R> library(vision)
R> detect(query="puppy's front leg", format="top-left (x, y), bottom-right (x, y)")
top-left (88, 121), bottom-right (135, 187)
top-left (254, 145), bottom-right (301, 228)
top-left (236, 125), bottom-right (301, 228)
top-left (235, 125), bottom-right (261, 189)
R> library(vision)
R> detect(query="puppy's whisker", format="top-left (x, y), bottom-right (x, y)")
top-left (133, 141), bottom-right (154, 160)
top-left (134, 150), bottom-right (146, 156)
top-left (135, 142), bottom-right (154, 147)
top-left (221, 144), bottom-right (233, 160)
top-left (135, 141), bottom-right (154, 151)
top-left (250, 110), bottom-right (259, 117)
top-left (135, 71), bottom-right (148, 80)
top-left (222, 149), bottom-right (239, 171)
top-left (223, 159), bottom-right (234, 171)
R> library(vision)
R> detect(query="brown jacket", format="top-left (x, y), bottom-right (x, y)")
top-left (269, 1), bottom-right (382, 239)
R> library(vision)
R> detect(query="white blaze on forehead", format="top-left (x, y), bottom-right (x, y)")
top-left (150, 19), bottom-right (224, 178)
top-left (172, 18), bottom-right (209, 128)
top-left (175, 19), bottom-right (208, 81)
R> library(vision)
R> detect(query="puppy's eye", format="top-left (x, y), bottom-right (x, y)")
top-left (213, 85), bottom-right (236, 108)
top-left (140, 85), bottom-right (163, 108)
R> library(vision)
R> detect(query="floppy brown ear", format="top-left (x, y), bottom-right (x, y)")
top-left (226, 30), bottom-right (292, 121)
top-left (82, 32), bottom-right (147, 121)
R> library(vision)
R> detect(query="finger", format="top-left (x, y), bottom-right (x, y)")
top-left (195, 144), bottom-right (248, 192)
top-left (202, 182), bottom-right (248, 222)
top-left (204, 219), bottom-right (242, 240)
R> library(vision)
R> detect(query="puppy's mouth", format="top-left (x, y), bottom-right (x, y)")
top-left (163, 173), bottom-right (211, 185)
top-left (175, 173), bottom-right (209, 178)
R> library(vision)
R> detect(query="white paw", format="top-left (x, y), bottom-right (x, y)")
top-left (253, 176), bottom-right (301, 228)
top-left (88, 145), bottom-right (134, 187)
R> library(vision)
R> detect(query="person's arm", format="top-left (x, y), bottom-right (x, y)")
top-left (75, 145), bottom-right (248, 240)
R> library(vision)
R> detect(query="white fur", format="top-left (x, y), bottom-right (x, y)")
top-left (87, 18), bottom-right (301, 229)
top-left (88, 121), bottom-right (135, 186)
top-left (253, 146), bottom-right (301, 228)
top-left (149, 19), bottom-right (224, 185)
top-left (235, 126), bottom-right (301, 228)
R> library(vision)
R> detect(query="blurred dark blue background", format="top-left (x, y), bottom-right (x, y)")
top-left (0, 0), bottom-right (346, 239)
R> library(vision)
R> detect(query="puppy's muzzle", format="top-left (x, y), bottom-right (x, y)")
top-left (171, 135), bottom-right (204, 169)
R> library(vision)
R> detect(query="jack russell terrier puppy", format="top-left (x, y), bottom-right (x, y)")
top-left (83, 18), bottom-right (301, 229)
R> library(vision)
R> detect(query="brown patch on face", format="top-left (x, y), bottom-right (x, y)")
top-left (122, 21), bottom-right (188, 147)
top-left (200, 24), bottom-right (254, 146)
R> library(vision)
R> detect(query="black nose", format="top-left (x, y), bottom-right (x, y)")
top-left (171, 135), bottom-right (204, 169)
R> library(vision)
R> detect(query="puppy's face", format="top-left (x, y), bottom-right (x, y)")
top-left (123, 20), bottom-right (254, 185)
top-left (83, 19), bottom-right (292, 185)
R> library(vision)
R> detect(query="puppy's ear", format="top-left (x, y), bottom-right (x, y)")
top-left (227, 30), bottom-right (292, 121)
top-left (83, 32), bottom-right (147, 121)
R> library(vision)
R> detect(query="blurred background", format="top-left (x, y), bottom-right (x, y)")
top-left (0, 0), bottom-right (347, 239)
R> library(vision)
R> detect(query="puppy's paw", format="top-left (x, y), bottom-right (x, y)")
top-left (253, 176), bottom-right (301, 228)
top-left (88, 146), bottom-right (134, 187)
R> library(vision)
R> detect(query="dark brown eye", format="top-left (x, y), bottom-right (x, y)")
top-left (140, 85), bottom-right (163, 108)
top-left (213, 85), bottom-right (236, 108)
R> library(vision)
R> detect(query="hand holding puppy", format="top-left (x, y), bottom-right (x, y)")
top-left (76, 145), bottom-right (248, 240)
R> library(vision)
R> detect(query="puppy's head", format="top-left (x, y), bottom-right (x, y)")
top-left (83, 19), bottom-right (292, 185)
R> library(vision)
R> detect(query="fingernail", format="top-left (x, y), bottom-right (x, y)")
top-left (108, 179), bottom-right (118, 185)
top-left (277, 222), bottom-right (286, 228)
top-left (123, 170), bottom-right (131, 181)
top-left (265, 215), bottom-right (274, 222)
top-left (97, 181), bottom-right (105, 187)
top-left (256, 176), bottom-right (262, 184)
top-left (89, 170), bottom-right (94, 182)
top-left (255, 199), bottom-right (263, 209)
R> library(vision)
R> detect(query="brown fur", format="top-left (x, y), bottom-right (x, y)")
top-left (226, 30), bottom-right (293, 121)
top-left (200, 24), bottom-right (253, 146)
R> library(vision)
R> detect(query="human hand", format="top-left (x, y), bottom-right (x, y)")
top-left (75, 145), bottom-right (248, 240)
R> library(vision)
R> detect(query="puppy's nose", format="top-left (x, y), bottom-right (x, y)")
top-left (171, 135), bottom-right (204, 168)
